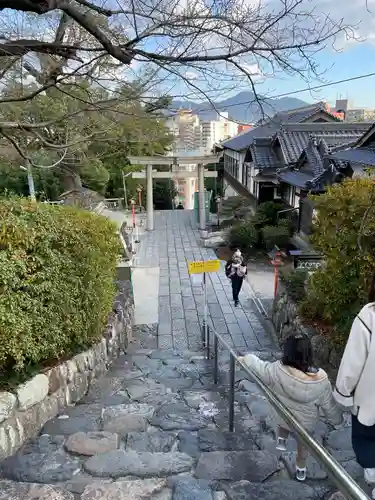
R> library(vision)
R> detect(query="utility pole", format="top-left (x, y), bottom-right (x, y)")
top-left (20, 160), bottom-right (36, 201)
top-left (122, 171), bottom-right (132, 210)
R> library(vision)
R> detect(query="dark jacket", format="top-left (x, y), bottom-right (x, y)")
top-left (225, 259), bottom-right (247, 278)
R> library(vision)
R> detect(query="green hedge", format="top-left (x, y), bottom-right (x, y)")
top-left (262, 225), bottom-right (290, 250)
top-left (227, 221), bottom-right (258, 251)
top-left (0, 198), bottom-right (121, 376)
top-left (279, 268), bottom-right (308, 303)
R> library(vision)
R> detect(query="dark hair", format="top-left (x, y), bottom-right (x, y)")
top-left (282, 335), bottom-right (316, 373)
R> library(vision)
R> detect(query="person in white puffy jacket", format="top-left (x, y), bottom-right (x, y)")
top-left (239, 334), bottom-right (342, 482)
top-left (334, 301), bottom-right (375, 498)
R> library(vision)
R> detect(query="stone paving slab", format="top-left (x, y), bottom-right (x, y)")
top-left (132, 211), bottom-right (274, 353)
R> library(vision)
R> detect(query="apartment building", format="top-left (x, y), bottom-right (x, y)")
top-left (167, 110), bottom-right (239, 153)
top-left (331, 99), bottom-right (375, 122)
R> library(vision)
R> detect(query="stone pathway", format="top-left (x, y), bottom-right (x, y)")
top-left (133, 211), bottom-right (274, 354)
top-left (0, 211), bottom-right (368, 500)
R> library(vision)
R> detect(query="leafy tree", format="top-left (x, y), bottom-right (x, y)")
top-left (0, 81), bottom-right (173, 198)
top-left (154, 180), bottom-right (178, 210)
top-left (300, 178), bottom-right (375, 341)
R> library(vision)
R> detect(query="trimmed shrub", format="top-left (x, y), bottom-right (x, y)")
top-left (300, 178), bottom-right (375, 340)
top-left (219, 218), bottom-right (235, 230)
top-left (234, 205), bottom-right (252, 220)
top-left (262, 225), bottom-right (290, 250)
top-left (220, 196), bottom-right (252, 217)
top-left (0, 197), bottom-right (121, 376)
top-left (252, 201), bottom-right (287, 228)
top-left (279, 268), bottom-right (308, 303)
top-left (227, 221), bottom-right (258, 251)
top-left (277, 217), bottom-right (294, 236)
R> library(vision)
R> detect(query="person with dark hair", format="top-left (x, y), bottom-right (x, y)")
top-left (334, 285), bottom-right (375, 498)
top-left (225, 249), bottom-right (247, 307)
top-left (239, 335), bottom-right (342, 482)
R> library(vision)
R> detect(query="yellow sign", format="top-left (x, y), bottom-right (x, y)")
top-left (188, 260), bottom-right (221, 274)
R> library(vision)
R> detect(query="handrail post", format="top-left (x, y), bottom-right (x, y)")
top-left (213, 334), bottom-right (218, 384)
top-left (201, 320), bottom-right (206, 347)
top-left (229, 353), bottom-right (235, 432)
top-left (207, 324), bottom-right (210, 360)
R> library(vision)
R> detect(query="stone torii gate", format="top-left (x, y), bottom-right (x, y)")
top-left (128, 154), bottom-right (220, 231)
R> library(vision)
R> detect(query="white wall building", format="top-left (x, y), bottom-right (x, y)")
top-left (166, 110), bottom-right (201, 152)
top-left (167, 110), bottom-right (238, 153)
top-left (201, 112), bottom-right (238, 152)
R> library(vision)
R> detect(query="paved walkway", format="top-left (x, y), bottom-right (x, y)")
top-left (0, 211), bottom-right (366, 500)
top-left (133, 210), bottom-right (274, 355)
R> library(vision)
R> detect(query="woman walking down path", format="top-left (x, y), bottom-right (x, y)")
top-left (225, 249), bottom-right (247, 307)
top-left (335, 289), bottom-right (375, 498)
top-left (239, 335), bottom-right (342, 482)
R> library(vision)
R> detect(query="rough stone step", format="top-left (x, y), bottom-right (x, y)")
top-left (222, 479), bottom-right (316, 500)
top-left (42, 414), bottom-right (101, 436)
top-left (169, 476), bottom-right (213, 500)
top-left (195, 450), bottom-right (280, 482)
top-left (65, 431), bottom-right (120, 456)
top-left (84, 450), bottom-right (195, 478)
top-left (102, 403), bottom-right (155, 435)
top-left (0, 447), bottom-right (81, 483)
top-left (81, 479), bottom-right (171, 500)
top-left (125, 431), bottom-right (178, 452)
top-left (0, 480), bottom-right (74, 500)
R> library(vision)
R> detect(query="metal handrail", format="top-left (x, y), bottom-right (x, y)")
top-left (205, 324), bottom-right (370, 500)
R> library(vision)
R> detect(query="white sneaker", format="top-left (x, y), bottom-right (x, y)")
top-left (276, 437), bottom-right (287, 451)
top-left (296, 467), bottom-right (307, 482)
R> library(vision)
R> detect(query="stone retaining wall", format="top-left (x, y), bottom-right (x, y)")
top-left (0, 280), bottom-right (134, 460)
top-left (272, 283), bottom-right (343, 375)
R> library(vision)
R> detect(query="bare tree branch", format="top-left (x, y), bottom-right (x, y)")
top-left (0, 39), bottom-right (81, 59)
top-left (0, 0), bottom-right (358, 165)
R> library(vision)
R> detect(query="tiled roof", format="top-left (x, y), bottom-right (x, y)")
top-left (278, 171), bottom-right (314, 189)
top-left (220, 122), bottom-right (277, 151)
top-left (277, 122), bottom-right (370, 164)
top-left (303, 139), bottom-right (326, 176)
top-left (220, 102), bottom-right (336, 152)
top-left (250, 137), bottom-right (282, 169)
top-left (272, 101), bottom-right (340, 124)
top-left (330, 146), bottom-right (375, 167)
top-left (351, 122), bottom-right (375, 148)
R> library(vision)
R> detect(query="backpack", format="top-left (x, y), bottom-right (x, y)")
top-left (225, 261), bottom-right (232, 278)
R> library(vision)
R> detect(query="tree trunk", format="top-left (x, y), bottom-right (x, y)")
top-left (60, 164), bottom-right (82, 192)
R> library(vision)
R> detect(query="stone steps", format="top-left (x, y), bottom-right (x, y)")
top-left (0, 330), bottom-right (365, 500)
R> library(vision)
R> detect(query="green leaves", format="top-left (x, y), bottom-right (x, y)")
top-left (227, 221), bottom-right (258, 251)
top-left (0, 197), bottom-right (120, 380)
top-left (261, 225), bottom-right (290, 251)
top-left (301, 178), bottom-right (375, 340)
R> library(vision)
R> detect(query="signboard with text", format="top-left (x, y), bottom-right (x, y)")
top-left (290, 250), bottom-right (324, 271)
top-left (188, 260), bottom-right (221, 274)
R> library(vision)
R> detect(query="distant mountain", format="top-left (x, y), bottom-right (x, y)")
top-left (171, 91), bottom-right (309, 123)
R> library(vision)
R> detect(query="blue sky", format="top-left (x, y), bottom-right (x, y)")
top-left (255, 43), bottom-right (375, 108)
top-left (158, 0), bottom-right (375, 109)
top-left (2, 2), bottom-right (375, 109)
top-left (245, 0), bottom-right (375, 109)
